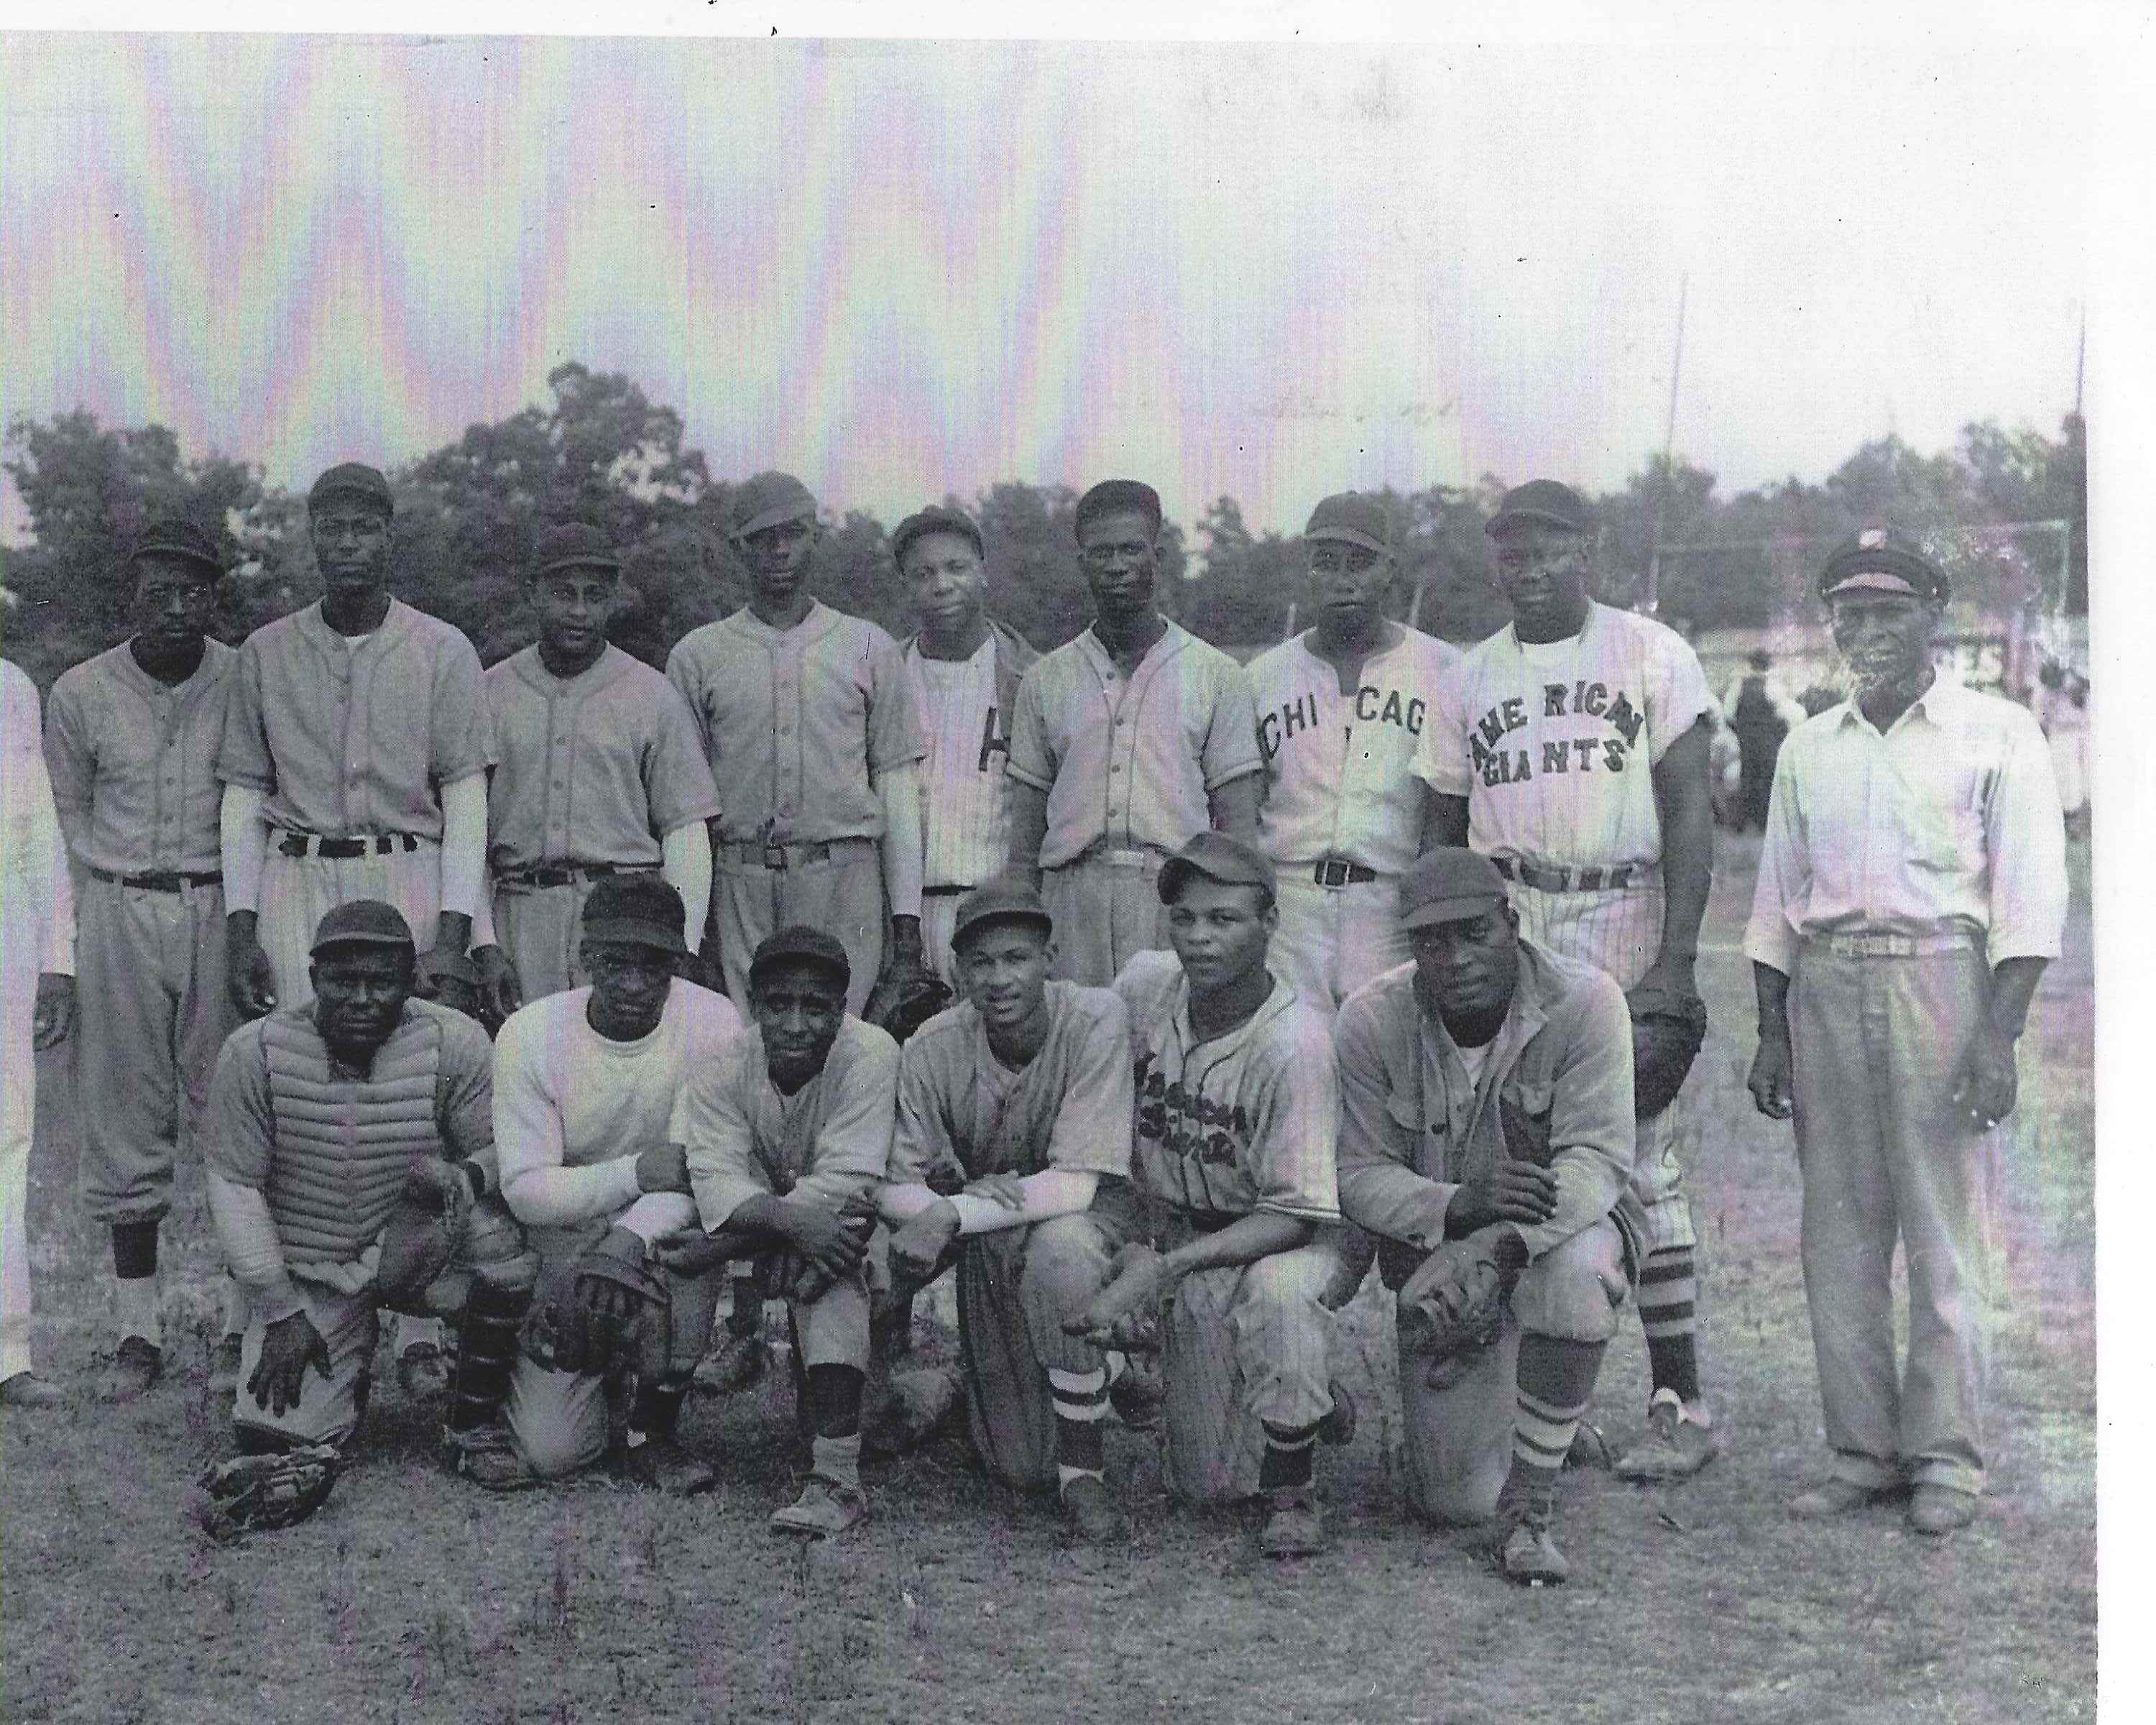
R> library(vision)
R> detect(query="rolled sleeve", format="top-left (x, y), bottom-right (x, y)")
top-left (1199, 663), bottom-right (1263, 791)
top-left (1984, 713), bottom-right (2069, 962)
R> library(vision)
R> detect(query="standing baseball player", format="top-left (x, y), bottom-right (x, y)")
top-left (1746, 528), bottom-right (2066, 1535)
top-left (1336, 849), bottom-right (1642, 1584)
top-left (474, 523), bottom-right (717, 1018)
top-left (1414, 479), bottom-right (1720, 1483)
top-left (43, 518), bottom-right (243, 1400)
top-left (877, 880), bottom-right (1137, 1538)
top-left (891, 505), bottom-right (1038, 989)
top-left (217, 461), bottom-right (495, 1401)
top-left (1004, 479), bottom-right (1262, 986)
top-left (1247, 492), bottom-right (1459, 1012)
top-left (1, 656), bottom-right (77, 1409)
top-left (1068, 832), bottom-right (1345, 1557)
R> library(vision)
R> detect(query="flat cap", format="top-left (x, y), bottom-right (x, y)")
top-left (1074, 479), bottom-right (1163, 540)
top-left (1304, 492), bottom-right (1394, 554)
top-left (891, 505), bottom-right (984, 570)
top-left (308, 462), bottom-right (395, 515)
top-left (1398, 848), bottom-right (1510, 932)
top-left (532, 522), bottom-right (620, 581)
top-left (1817, 526), bottom-right (1950, 604)
top-left (310, 898), bottom-right (415, 957)
top-left (581, 874), bottom-right (687, 957)
top-left (728, 472), bottom-right (819, 540)
top-left (749, 924), bottom-right (851, 992)
top-left (1486, 479), bottom-right (1591, 538)
top-left (952, 879), bottom-right (1054, 949)
top-left (128, 517), bottom-right (224, 576)
top-left (1157, 831), bottom-right (1279, 905)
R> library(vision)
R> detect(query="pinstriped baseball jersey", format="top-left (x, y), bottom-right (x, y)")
top-left (1248, 626), bottom-right (1459, 874)
top-left (1111, 949), bottom-right (1339, 1223)
top-left (903, 638), bottom-right (1008, 891)
top-left (482, 645), bottom-right (718, 871)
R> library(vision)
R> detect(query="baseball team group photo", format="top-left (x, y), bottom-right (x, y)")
top-left (0, 27), bottom-right (2106, 1725)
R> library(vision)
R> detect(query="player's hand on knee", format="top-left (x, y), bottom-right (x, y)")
top-left (1747, 1027), bottom-right (1796, 1121)
top-left (780, 1199), bottom-right (872, 1282)
top-left (888, 1201), bottom-right (962, 1286)
top-left (649, 1227), bottom-right (730, 1279)
top-left (226, 919), bottom-right (278, 1019)
top-left (249, 1310), bottom-right (330, 1417)
top-left (400, 1156), bottom-right (474, 1227)
top-left (964, 1172), bottom-right (1028, 1213)
top-left (1447, 1163), bottom-right (1557, 1233)
top-left (634, 1141), bottom-right (691, 1196)
top-left (1067, 1243), bottom-right (1166, 1348)
top-left (474, 944), bottom-right (522, 1028)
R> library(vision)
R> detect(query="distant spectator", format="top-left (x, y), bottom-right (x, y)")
top-left (1723, 652), bottom-right (1802, 832)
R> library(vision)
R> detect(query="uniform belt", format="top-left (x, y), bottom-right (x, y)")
top-left (1810, 930), bottom-right (1978, 959)
top-left (726, 838), bottom-right (836, 870)
top-left (1077, 846), bottom-right (1164, 870)
top-left (1312, 858), bottom-right (1378, 888)
top-left (496, 861), bottom-right (657, 890)
top-left (88, 866), bottom-right (222, 893)
top-left (277, 832), bottom-right (423, 859)
top-left (1491, 855), bottom-right (1641, 893)
top-left (921, 884), bottom-right (975, 898)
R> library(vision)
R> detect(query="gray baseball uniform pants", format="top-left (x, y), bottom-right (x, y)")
top-left (1268, 872), bottom-right (1410, 1013)
top-left (492, 873), bottom-right (660, 1004)
top-left (1, 903), bottom-right (40, 1383)
top-left (716, 839), bottom-right (883, 1014)
top-left (1041, 852), bottom-right (1171, 988)
top-left (260, 840), bottom-right (442, 1007)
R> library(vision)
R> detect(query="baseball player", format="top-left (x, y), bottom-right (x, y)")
top-left (465, 875), bottom-right (745, 1493)
top-left (891, 505), bottom-right (1039, 990)
top-left (1, 656), bottom-right (76, 1409)
top-left (1069, 832), bottom-right (1345, 1558)
top-left (1746, 528), bottom-right (2066, 1535)
top-left (1414, 479), bottom-right (1720, 1483)
top-left (877, 880), bottom-right (1137, 1538)
top-left (1335, 848), bottom-right (1643, 1584)
top-left (218, 461), bottom-right (495, 1399)
top-left (1005, 479), bottom-right (1263, 987)
top-left (473, 523), bottom-right (717, 1018)
top-left (1247, 492), bottom-right (1460, 1013)
top-left (681, 926), bottom-right (898, 1536)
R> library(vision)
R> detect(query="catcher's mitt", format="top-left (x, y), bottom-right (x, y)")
top-left (552, 1228), bottom-right (671, 1377)
top-left (1627, 985), bottom-right (1708, 1119)
top-left (192, 1444), bottom-right (344, 1542)
top-left (1061, 1243), bottom-right (1167, 1353)
top-left (863, 970), bottom-right (954, 1045)
top-left (1395, 1226), bottom-right (1528, 1386)
top-left (374, 1162), bottom-right (474, 1310)
top-left (415, 946), bottom-right (484, 1026)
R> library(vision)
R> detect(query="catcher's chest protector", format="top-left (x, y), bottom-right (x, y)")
top-left (263, 1014), bottom-right (446, 1265)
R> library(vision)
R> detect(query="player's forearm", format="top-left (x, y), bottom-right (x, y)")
top-left (1985, 957), bottom-right (2048, 1041)
top-left (219, 784), bottom-right (270, 914)
top-left (437, 771), bottom-right (487, 929)
top-left (1207, 773), bottom-right (1260, 841)
top-left (1004, 780), bottom-right (1049, 890)
top-left (1337, 1162), bottom-right (1455, 1251)
top-left (947, 1169), bottom-right (1099, 1233)
top-left (1160, 1210), bottom-right (1312, 1280)
top-left (500, 1156), bottom-right (645, 1228)
top-left (206, 1170), bottom-right (305, 1324)
top-left (614, 1191), bottom-right (699, 1244)
top-left (1751, 960), bottom-right (1792, 1033)
top-left (1511, 1148), bottom-right (1626, 1262)
top-left (1656, 802), bottom-right (1714, 965)
top-left (875, 762), bottom-right (925, 921)
top-left (660, 822), bottom-right (713, 949)
top-left (1427, 789), bottom-right (1470, 850)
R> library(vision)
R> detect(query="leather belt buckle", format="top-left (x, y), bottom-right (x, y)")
top-left (763, 843), bottom-right (789, 871)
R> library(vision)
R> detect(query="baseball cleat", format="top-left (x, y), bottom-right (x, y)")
top-left (621, 1435), bottom-right (717, 1496)
top-left (770, 1474), bottom-right (867, 1537)
top-left (1565, 1422), bottom-right (1614, 1471)
top-left (1258, 1486), bottom-right (1328, 1558)
top-left (693, 1330), bottom-right (768, 1397)
top-left (1495, 1519), bottom-right (1571, 1586)
top-left (1786, 1478), bottom-right (1904, 1519)
top-left (1907, 1484), bottom-right (1978, 1537)
top-left (207, 1334), bottom-right (244, 1401)
top-left (452, 1430), bottom-right (546, 1494)
top-left (1107, 1359), bottom-right (1165, 1432)
top-left (0, 1371), bottom-right (66, 1410)
top-left (395, 1341), bottom-right (452, 1402)
top-left (1059, 1474), bottom-right (1125, 1543)
top-left (1613, 1388), bottom-right (1719, 1482)
top-left (99, 1336), bottom-right (164, 1403)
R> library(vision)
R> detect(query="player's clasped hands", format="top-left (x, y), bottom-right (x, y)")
top-left (1446, 1161), bottom-right (1559, 1233)
top-left (634, 1141), bottom-right (693, 1195)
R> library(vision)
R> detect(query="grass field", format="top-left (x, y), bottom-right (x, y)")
top-left (1, 834), bottom-right (2096, 1724)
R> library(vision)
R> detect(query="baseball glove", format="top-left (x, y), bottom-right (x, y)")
top-left (192, 1444), bottom-right (344, 1542)
top-left (553, 1227), bottom-right (671, 1377)
top-left (863, 971), bottom-right (954, 1046)
top-left (1627, 985), bottom-right (1708, 1119)
top-left (415, 946), bottom-right (485, 1026)
top-left (1395, 1225), bottom-right (1529, 1386)
top-left (1062, 1243), bottom-right (1168, 1353)
top-left (374, 1161), bottom-right (474, 1311)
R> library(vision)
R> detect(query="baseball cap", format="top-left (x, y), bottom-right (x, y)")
top-left (952, 879), bottom-right (1054, 950)
top-left (1817, 526), bottom-right (1950, 604)
top-left (1486, 479), bottom-right (1591, 538)
top-left (128, 517), bottom-right (224, 577)
top-left (891, 505), bottom-right (984, 570)
top-left (310, 898), bottom-right (416, 957)
top-left (1397, 849), bottom-right (1510, 932)
top-left (1304, 492), bottom-right (1394, 554)
top-left (308, 462), bottom-right (395, 517)
top-left (1074, 479), bottom-right (1163, 540)
top-left (1157, 831), bottom-right (1279, 905)
top-left (533, 523), bottom-right (620, 581)
top-left (728, 472), bottom-right (819, 540)
top-left (749, 924), bottom-right (851, 992)
top-left (580, 874), bottom-right (688, 957)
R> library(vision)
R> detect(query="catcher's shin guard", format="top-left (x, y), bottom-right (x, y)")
top-left (446, 1218), bottom-right (539, 1436)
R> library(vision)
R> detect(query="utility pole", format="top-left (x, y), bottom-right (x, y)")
top-left (1644, 273), bottom-right (1687, 616)
top-left (2074, 302), bottom-right (2086, 419)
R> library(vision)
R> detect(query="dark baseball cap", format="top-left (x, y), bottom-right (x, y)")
top-left (749, 924), bottom-right (851, 992)
top-left (533, 523), bottom-right (621, 581)
top-left (128, 517), bottom-right (224, 577)
top-left (1397, 848), bottom-right (1510, 932)
top-left (891, 505), bottom-right (984, 570)
top-left (1817, 526), bottom-right (1950, 604)
top-left (1304, 492), bottom-right (1393, 554)
top-left (581, 874), bottom-right (688, 957)
top-left (1486, 479), bottom-right (1591, 538)
top-left (1074, 479), bottom-right (1163, 540)
top-left (308, 462), bottom-right (395, 516)
top-left (1157, 832), bottom-right (1279, 905)
top-left (729, 472), bottom-right (819, 539)
top-left (952, 879), bottom-right (1054, 950)
top-left (310, 898), bottom-right (415, 957)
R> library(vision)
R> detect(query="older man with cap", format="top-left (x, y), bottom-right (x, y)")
top-left (1005, 479), bottom-right (1263, 987)
top-left (876, 879), bottom-right (1138, 1537)
top-left (44, 518), bottom-right (244, 1400)
top-left (1335, 848), bottom-right (1642, 1584)
top-left (217, 461), bottom-right (495, 1399)
top-left (681, 925), bottom-right (898, 1536)
top-left (463, 874), bottom-right (745, 1492)
top-left (1245, 492), bottom-right (1460, 1013)
top-left (1746, 527), bottom-right (2066, 1537)
top-left (472, 523), bottom-right (718, 1020)
top-left (890, 505), bottom-right (1039, 990)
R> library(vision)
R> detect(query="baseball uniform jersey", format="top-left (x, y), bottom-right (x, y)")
top-left (483, 644), bottom-right (719, 1000)
top-left (45, 639), bottom-right (238, 1224)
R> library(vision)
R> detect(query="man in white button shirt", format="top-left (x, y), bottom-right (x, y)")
top-left (1745, 527), bottom-right (2067, 1538)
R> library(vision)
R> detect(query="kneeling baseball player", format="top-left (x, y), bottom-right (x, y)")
top-left (681, 927), bottom-right (898, 1536)
top-left (1335, 850), bottom-right (1644, 1585)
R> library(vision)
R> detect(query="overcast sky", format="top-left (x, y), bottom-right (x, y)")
top-left (0, 30), bottom-right (2099, 539)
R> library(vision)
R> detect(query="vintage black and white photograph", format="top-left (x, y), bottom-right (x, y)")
top-left (0, 9), bottom-right (2127, 1721)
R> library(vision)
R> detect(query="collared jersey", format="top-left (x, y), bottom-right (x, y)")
top-left (1111, 949), bottom-right (1339, 1223)
top-left (483, 643), bottom-right (718, 872)
top-left (905, 635), bottom-right (1010, 890)
top-left (45, 638), bottom-right (235, 875)
top-left (1248, 626), bottom-right (1459, 875)
top-left (1007, 620), bottom-right (1262, 870)
top-left (218, 599), bottom-right (493, 839)
top-left (665, 600), bottom-right (923, 845)
top-left (1742, 681), bottom-right (2068, 972)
